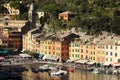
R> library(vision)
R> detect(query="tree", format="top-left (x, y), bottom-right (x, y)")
top-left (10, 1), bottom-right (20, 9)
top-left (110, 16), bottom-right (120, 34)
top-left (0, 6), bottom-right (8, 13)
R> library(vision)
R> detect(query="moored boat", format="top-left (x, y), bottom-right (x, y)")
top-left (50, 70), bottom-right (67, 76)
top-left (92, 69), bottom-right (100, 74)
top-left (67, 68), bottom-right (74, 72)
top-left (39, 65), bottom-right (50, 72)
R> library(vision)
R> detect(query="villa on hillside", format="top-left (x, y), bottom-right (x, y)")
top-left (58, 11), bottom-right (75, 21)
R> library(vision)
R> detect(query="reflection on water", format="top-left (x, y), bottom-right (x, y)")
top-left (20, 64), bottom-right (120, 80)
top-left (68, 69), bottom-right (120, 80)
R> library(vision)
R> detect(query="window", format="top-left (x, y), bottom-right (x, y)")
top-left (93, 57), bottom-right (95, 60)
top-left (81, 49), bottom-right (83, 53)
top-left (72, 54), bottom-right (74, 57)
top-left (45, 46), bottom-right (47, 49)
top-left (106, 58), bottom-right (108, 61)
top-left (106, 45), bottom-right (108, 49)
top-left (106, 52), bottom-right (108, 55)
top-left (49, 46), bottom-right (51, 49)
top-left (118, 59), bottom-right (120, 63)
top-left (91, 57), bottom-right (92, 60)
top-left (72, 49), bottom-right (74, 52)
top-left (69, 49), bottom-right (71, 52)
top-left (81, 55), bottom-right (83, 58)
top-left (72, 44), bottom-right (74, 47)
top-left (45, 51), bottom-right (47, 54)
top-left (75, 54), bottom-right (77, 57)
top-left (110, 52), bottom-right (112, 56)
top-left (115, 53), bottom-right (117, 57)
top-left (86, 45), bottom-right (88, 48)
top-left (75, 49), bottom-right (77, 52)
top-left (111, 46), bottom-right (112, 49)
top-left (115, 46), bottom-right (117, 50)
top-left (110, 58), bottom-right (112, 62)
top-left (86, 50), bottom-right (88, 53)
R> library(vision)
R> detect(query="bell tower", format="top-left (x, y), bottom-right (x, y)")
top-left (28, 3), bottom-right (36, 27)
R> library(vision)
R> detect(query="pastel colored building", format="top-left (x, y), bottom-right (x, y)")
top-left (96, 36), bottom-right (120, 65)
top-left (8, 31), bottom-right (22, 50)
top-left (69, 33), bottom-right (120, 66)
top-left (31, 33), bottom-right (42, 53)
top-left (22, 27), bottom-right (41, 52)
top-left (96, 44), bottom-right (105, 64)
top-left (39, 36), bottom-right (70, 61)
top-left (69, 40), bottom-right (80, 61)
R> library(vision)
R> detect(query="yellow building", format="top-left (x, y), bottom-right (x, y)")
top-left (22, 27), bottom-right (40, 52)
top-left (96, 44), bottom-right (105, 64)
top-left (69, 40), bottom-right (80, 61)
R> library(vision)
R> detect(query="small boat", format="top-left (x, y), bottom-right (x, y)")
top-left (113, 70), bottom-right (118, 75)
top-left (92, 69), bottom-right (100, 74)
top-left (39, 65), bottom-right (50, 72)
top-left (67, 68), bottom-right (74, 72)
top-left (8, 72), bottom-right (21, 79)
top-left (50, 70), bottom-right (67, 76)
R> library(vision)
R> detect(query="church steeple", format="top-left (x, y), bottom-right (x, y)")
top-left (28, 3), bottom-right (36, 27)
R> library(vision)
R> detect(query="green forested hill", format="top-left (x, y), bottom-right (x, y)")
top-left (0, 0), bottom-right (120, 35)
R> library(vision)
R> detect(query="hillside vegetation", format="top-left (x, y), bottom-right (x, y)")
top-left (0, 0), bottom-right (120, 35)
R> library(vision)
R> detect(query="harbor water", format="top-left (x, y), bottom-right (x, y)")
top-left (21, 63), bottom-right (120, 80)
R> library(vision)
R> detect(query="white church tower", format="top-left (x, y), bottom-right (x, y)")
top-left (28, 3), bottom-right (36, 27)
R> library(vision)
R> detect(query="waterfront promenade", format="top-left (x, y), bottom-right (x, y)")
top-left (0, 55), bottom-right (120, 76)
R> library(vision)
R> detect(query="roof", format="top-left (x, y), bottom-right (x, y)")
top-left (97, 36), bottom-right (120, 45)
top-left (28, 27), bottom-right (41, 34)
top-left (59, 11), bottom-right (72, 15)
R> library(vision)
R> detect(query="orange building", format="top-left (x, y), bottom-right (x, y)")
top-left (58, 11), bottom-right (75, 21)
top-left (8, 31), bottom-right (22, 50)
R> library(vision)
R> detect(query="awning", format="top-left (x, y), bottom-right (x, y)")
top-left (19, 53), bottom-right (31, 57)
top-left (43, 55), bottom-right (47, 60)
top-left (39, 54), bottom-right (44, 58)
top-left (66, 59), bottom-right (75, 62)
top-left (0, 50), bottom-right (9, 54)
top-left (112, 63), bottom-right (120, 66)
top-left (45, 55), bottom-right (59, 61)
top-left (87, 62), bottom-right (95, 65)
top-left (75, 60), bottom-right (88, 64)
top-left (51, 56), bottom-right (59, 61)
top-left (103, 62), bottom-right (111, 66)
top-left (0, 57), bottom-right (5, 60)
